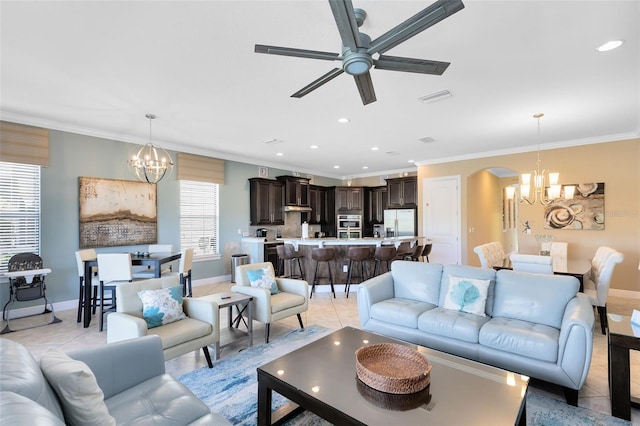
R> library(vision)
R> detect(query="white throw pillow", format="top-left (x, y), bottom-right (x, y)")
top-left (246, 267), bottom-right (280, 294)
top-left (40, 348), bottom-right (116, 426)
top-left (443, 275), bottom-right (490, 317)
top-left (137, 286), bottom-right (187, 329)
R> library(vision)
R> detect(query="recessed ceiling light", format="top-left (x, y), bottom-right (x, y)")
top-left (596, 40), bottom-right (624, 52)
top-left (310, 145), bottom-right (318, 149)
top-left (338, 117), bottom-right (350, 123)
top-left (418, 90), bottom-right (452, 103)
top-left (333, 165), bottom-right (340, 169)
top-left (362, 166), bottom-right (368, 169)
top-left (276, 152), bottom-right (283, 156)
top-left (371, 147), bottom-right (379, 151)
top-left (408, 160), bottom-right (415, 163)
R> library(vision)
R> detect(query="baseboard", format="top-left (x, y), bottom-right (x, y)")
top-left (609, 288), bottom-right (640, 299)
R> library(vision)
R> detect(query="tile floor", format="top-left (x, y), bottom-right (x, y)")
top-left (2, 282), bottom-right (639, 423)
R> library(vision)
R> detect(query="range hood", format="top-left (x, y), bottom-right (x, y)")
top-left (282, 205), bottom-right (312, 212)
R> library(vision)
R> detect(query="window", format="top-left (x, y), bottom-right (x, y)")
top-left (0, 161), bottom-right (41, 274)
top-left (180, 180), bottom-right (219, 259)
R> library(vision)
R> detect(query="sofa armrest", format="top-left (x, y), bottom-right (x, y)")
top-left (357, 272), bottom-right (395, 327)
top-left (106, 313), bottom-right (148, 343)
top-left (275, 277), bottom-right (309, 297)
top-left (183, 297), bottom-right (220, 341)
top-left (67, 335), bottom-right (166, 400)
top-left (557, 293), bottom-right (595, 388)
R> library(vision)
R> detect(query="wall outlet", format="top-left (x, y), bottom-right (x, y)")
top-left (343, 265), bottom-right (348, 273)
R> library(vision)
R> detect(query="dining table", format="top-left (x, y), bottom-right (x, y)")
top-left (82, 251), bottom-right (182, 328)
top-left (494, 256), bottom-right (592, 291)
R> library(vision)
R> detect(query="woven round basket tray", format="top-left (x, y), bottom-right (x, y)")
top-left (355, 343), bottom-right (431, 394)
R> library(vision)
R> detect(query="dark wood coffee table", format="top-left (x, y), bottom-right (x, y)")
top-left (257, 327), bottom-right (528, 425)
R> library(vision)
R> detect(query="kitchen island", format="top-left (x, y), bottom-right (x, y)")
top-left (276, 236), bottom-right (427, 293)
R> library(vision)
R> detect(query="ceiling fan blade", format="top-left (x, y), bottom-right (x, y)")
top-left (374, 55), bottom-right (450, 75)
top-left (368, 0), bottom-right (465, 55)
top-left (353, 72), bottom-right (377, 105)
top-left (329, 0), bottom-right (363, 51)
top-left (255, 44), bottom-right (341, 61)
top-left (291, 68), bottom-right (345, 98)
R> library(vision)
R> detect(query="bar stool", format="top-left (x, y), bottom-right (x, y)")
top-left (372, 246), bottom-right (397, 276)
top-left (345, 247), bottom-right (373, 298)
top-left (276, 245), bottom-right (305, 280)
top-left (421, 244), bottom-right (432, 262)
top-left (311, 247), bottom-right (335, 298)
top-left (406, 245), bottom-right (424, 262)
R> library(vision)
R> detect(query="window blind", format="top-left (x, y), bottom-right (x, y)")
top-left (177, 152), bottom-right (224, 184)
top-left (0, 121), bottom-right (49, 166)
top-left (180, 180), bottom-right (219, 257)
top-left (0, 161), bottom-right (41, 273)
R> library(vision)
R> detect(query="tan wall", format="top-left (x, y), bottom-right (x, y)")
top-left (417, 138), bottom-right (640, 292)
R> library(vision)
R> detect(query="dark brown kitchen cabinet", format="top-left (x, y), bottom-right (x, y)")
top-left (335, 186), bottom-right (363, 213)
top-left (386, 177), bottom-right (417, 208)
top-left (308, 185), bottom-right (329, 224)
top-left (249, 178), bottom-right (284, 225)
top-left (277, 175), bottom-right (310, 207)
top-left (365, 186), bottom-right (387, 225)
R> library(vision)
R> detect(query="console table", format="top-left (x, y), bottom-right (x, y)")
top-left (608, 313), bottom-right (640, 420)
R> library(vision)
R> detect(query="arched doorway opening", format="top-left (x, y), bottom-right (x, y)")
top-left (466, 167), bottom-right (519, 266)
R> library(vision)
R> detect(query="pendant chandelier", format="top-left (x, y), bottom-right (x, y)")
top-left (509, 113), bottom-right (574, 205)
top-left (128, 114), bottom-right (174, 184)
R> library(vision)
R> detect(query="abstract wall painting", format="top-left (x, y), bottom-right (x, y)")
top-left (544, 182), bottom-right (605, 230)
top-left (79, 177), bottom-right (157, 248)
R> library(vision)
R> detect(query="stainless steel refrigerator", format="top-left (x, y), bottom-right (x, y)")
top-left (383, 209), bottom-right (417, 237)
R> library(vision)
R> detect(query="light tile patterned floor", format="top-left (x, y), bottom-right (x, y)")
top-left (2, 282), bottom-right (638, 422)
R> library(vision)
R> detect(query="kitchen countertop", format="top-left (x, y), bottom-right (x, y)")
top-left (277, 236), bottom-right (426, 250)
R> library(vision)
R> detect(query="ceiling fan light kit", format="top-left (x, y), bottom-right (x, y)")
top-left (255, 0), bottom-right (465, 105)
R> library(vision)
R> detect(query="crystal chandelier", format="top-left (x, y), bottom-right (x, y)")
top-left (510, 113), bottom-right (574, 205)
top-left (128, 114), bottom-right (174, 184)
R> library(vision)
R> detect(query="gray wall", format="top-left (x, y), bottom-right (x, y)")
top-left (2, 129), bottom-right (340, 309)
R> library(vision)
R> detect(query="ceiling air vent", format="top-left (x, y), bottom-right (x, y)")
top-left (419, 136), bottom-right (435, 144)
top-left (418, 90), bottom-right (452, 103)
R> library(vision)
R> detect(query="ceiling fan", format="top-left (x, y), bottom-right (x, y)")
top-left (255, 0), bottom-right (465, 105)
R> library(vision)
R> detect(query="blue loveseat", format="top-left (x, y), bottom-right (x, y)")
top-left (357, 261), bottom-right (595, 405)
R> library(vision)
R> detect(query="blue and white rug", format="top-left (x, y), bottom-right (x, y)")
top-left (178, 325), bottom-right (630, 425)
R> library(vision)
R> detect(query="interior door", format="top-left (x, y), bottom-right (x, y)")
top-left (423, 176), bottom-right (461, 264)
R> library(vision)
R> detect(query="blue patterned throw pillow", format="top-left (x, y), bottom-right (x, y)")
top-left (137, 286), bottom-right (187, 328)
top-left (443, 276), bottom-right (490, 316)
top-left (246, 268), bottom-right (280, 295)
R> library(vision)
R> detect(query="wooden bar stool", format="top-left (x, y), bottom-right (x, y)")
top-left (345, 246), bottom-right (373, 298)
top-left (311, 247), bottom-right (335, 298)
top-left (372, 246), bottom-right (397, 276)
top-left (276, 245), bottom-right (305, 280)
top-left (406, 245), bottom-right (424, 262)
top-left (421, 244), bottom-right (432, 262)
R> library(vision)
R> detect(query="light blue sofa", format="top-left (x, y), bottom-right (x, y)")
top-left (357, 261), bottom-right (595, 405)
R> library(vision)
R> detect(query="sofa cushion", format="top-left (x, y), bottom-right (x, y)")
top-left (0, 338), bottom-right (65, 421)
top-left (0, 391), bottom-right (66, 426)
top-left (138, 286), bottom-right (187, 328)
top-left (270, 292), bottom-right (305, 313)
top-left (149, 317), bottom-right (213, 349)
top-left (370, 298), bottom-right (436, 328)
top-left (418, 307), bottom-right (490, 343)
top-left (479, 317), bottom-right (560, 363)
top-left (246, 267), bottom-right (280, 294)
top-left (493, 270), bottom-right (579, 329)
top-left (104, 373), bottom-right (212, 425)
top-left (391, 261), bottom-right (443, 304)
top-left (39, 348), bottom-right (116, 426)
top-left (442, 276), bottom-right (490, 316)
top-left (439, 265), bottom-right (497, 316)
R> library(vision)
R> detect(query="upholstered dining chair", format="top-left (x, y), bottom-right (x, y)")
top-left (583, 246), bottom-right (624, 334)
top-left (509, 253), bottom-right (553, 274)
top-left (107, 275), bottom-right (219, 367)
top-left (96, 253), bottom-right (133, 332)
top-left (132, 244), bottom-right (174, 279)
top-left (550, 242), bottom-right (568, 259)
top-left (473, 241), bottom-right (506, 268)
top-left (166, 248), bottom-right (194, 297)
top-left (74, 249), bottom-right (99, 323)
top-left (231, 262), bottom-right (308, 343)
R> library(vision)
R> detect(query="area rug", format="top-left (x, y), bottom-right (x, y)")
top-left (178, 326), bottom-right (630, 425)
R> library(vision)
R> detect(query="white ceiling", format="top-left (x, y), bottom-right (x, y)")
top-left (1, 0), bottom-right (638, 180)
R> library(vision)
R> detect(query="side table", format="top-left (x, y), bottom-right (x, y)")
top-left (200, 292), bottom-right (253, 359)
top-left (608, 313), bottom-right (640, 420)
